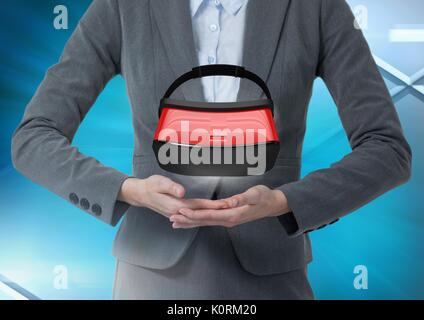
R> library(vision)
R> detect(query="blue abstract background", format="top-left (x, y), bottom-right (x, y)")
top-left (0, 0), bottom-right (423, 300)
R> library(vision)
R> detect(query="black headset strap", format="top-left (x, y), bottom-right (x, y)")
top-left (163, 64), bottom-right (272, 100)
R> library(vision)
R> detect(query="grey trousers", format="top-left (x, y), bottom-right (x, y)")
top-left (113, 226), bottom-right (314, 300)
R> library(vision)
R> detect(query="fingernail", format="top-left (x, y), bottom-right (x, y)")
top-left (231, 199), bottom-right (238, 207)
top-left (173, 223), bottom-right (180, 229)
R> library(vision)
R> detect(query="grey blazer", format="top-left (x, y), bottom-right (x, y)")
top-left (12, 0), bottom-right (411, 275)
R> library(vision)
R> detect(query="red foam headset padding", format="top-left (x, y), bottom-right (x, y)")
top-left (154, 107), bottom-right (279, 147)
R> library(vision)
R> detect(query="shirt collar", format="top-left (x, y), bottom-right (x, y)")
top-left (190, 0), bottom-right (203, 17)
top-left (220, 0), bottom-right (246, 15)
top-left (190, 0), bottom-right (247, 17)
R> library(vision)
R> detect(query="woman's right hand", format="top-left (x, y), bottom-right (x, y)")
top-left (118, 175), bottom-right (228, 218)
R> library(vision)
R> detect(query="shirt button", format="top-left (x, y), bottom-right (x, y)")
top-left (209, 24), bottom-right (218, 32)
top-left (208, 56), bottom-right (216, 64)
top-left (214, 0), bottom-right (221, 6)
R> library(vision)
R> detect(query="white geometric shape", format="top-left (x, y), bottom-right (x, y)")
top-left (0, 281), bottom-right (29, 300)
top-left (389, 29), bottom-right (424, 42)
top-left (373, 54), bottom-right (424, 100)
top-left (373, 55), bottom-right (410, 84)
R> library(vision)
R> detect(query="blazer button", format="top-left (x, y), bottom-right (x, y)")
top-left (80, 198), bottom-right (90, 210)
top-left (69, 193), bottom-right (79, 205)
top-left (92, 204), bottom-right (102, 216)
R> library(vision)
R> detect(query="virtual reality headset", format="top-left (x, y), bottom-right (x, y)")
top-left (153, 64), bottom-right (280, 176)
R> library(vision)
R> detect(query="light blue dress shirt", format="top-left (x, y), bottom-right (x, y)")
top-left (190, 0), bottom-right (248, 103)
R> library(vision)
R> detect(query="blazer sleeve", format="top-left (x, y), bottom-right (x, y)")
top-left (11, 0), bottom-right (130, 226)
top-left (277, 0), bottom-right (412, 236)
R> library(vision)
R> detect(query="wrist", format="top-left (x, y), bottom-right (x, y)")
top-left (270, 189), bottom-right (290, 217)
top-left (118, 177), bottom-right (146, 207)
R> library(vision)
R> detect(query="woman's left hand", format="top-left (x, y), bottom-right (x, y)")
top-left (170, 185), bottom-right (291, 229)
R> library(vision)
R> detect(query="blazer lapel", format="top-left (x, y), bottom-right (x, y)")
top-left (151, 0), bottom-right (291, 102)
top-left (238, 0), bottom-right (291, 101)
top-left (151, 0), bottom-right (204, 101)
